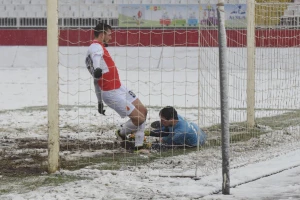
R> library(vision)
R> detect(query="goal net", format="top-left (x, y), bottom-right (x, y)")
top-left (1, 0), bottom-right (300, 188)
top-left (54, 0), bottom-right (300, 176)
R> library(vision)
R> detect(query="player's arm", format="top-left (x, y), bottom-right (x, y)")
top-left (161, 132), bottom-right (173, 145)
top-left (86, 46), bottom-right (106, 115)
top-left (161, 128), bottom-right (178, 144)
top-left (86, 45), bottom-right (105, 80)
top-left (91, 53), bottom-right (103, 79)
top-left (94, 79), bottom-right (105, 115)
top-left (94, 79), bottom-right (102, 102)
top-left (148, 129), bottom-right (170, 137)
top-left (86, 54), bottom-right (102, 80)
top-left (146, 121), bottom-right (170, 137)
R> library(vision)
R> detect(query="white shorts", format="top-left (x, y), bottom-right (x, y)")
top-left (102, 85), bottom-right (138, 118)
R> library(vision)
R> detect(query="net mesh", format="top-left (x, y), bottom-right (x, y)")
top-left (0, 0), bottom-right (300, 183)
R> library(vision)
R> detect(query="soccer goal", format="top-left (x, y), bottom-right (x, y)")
top-left (47, 0), bottom-right (300, 189)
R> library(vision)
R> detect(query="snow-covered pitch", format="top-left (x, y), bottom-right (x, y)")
top-left (0, 46), bottom-right (300, 199)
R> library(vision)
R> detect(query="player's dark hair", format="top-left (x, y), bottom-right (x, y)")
top-left (159, 106), bottom-right (178, 120)
top-left (94, 23), bottom-right (112, 38)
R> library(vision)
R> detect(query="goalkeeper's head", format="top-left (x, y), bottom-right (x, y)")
top-left (94, 23), bottom-right (112, 44)
top-left (159, 106), bottom-right (178, 126)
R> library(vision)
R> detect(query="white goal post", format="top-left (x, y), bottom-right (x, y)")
top-left (47, 0), bottom-right (59, 173)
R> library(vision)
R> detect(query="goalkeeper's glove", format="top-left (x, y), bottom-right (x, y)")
top-left (149, 130), bottom-right (170, 137)
top-left (151, 120), bottom-right (161, 129)
top-left (94, 68), bottom-right (102, 79)
top-left (98, 102), bottom-right (106, 115)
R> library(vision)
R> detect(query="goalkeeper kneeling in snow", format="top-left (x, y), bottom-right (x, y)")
top-left (148, 106), bottom-right (207, 147)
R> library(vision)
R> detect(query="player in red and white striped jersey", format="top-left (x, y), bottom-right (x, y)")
top-left (85, 23), bottom-right (147, 148)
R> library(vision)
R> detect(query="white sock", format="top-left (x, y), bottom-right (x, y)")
top-left (120, 120), bottom-right (138, 136)
top-left (135, 122), bottom-right (146, 147)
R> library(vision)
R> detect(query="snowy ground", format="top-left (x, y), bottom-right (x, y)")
top-left (1, 140), bottom-right (300, 200)
top-left (0, 46), bottom-right (300, 199)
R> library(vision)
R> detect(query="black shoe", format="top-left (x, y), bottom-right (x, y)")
top-left (115, 129), bottom-right (126, 141)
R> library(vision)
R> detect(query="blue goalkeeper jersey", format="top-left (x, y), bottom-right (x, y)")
top-left (161, 115), bottom-right (206, 147)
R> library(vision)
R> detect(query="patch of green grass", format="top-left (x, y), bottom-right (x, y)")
top-left (206, 110), bottom-right (300, 131)
top-left (0, 189), bottom-right (10, 194)
top-left (23, 175), bottom-right (86, 188)
top-left (0, 174), bottom-right (87, 195)
top-left (60, 151), bottom-right (155, 171)
top-left (256, 110), bottom-right (300, 129)
top-left (204, 110), bottom-right (300, 148)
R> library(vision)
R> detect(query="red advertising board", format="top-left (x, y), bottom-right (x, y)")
top-left (0, 29), bottom-right (299, 47)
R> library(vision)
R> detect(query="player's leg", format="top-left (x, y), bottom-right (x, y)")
top-left (198, 128), bottom-right (207, 146)
top-left (118, 107), bottom-right (145, 136)
top-left (103, 95), bottom-right (145, 146)
top-left (131, 98), bottom-right (147, 119)
top-left (191, 122), bottom-right (207, 146)
top-left (102, 86), bottom-right (147, 147)
top-left (101, 88), bottom-right (138, 137)
top-left (129, 98), bottom-right (147, 147)
top-left (117, 89), bottom-right (147, 136)
top-left (127, 107), bottom-right (146, 147)
top-left (122, 89), bottom-right (148, 147)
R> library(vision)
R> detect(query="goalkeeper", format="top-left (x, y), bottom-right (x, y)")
top-left (85, 23), bottom-right (148, 148)
top-left (148, 106), bottom-right (207, 147)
